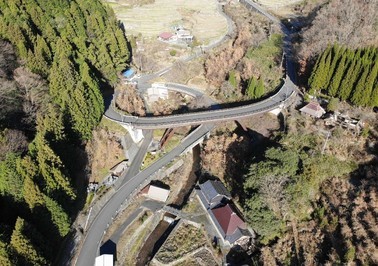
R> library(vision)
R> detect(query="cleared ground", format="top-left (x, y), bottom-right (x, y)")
top-left (155, 223), bottom-right (207, 264)
top-left (256, 0), bottom-right (303, 9)
top-left (104, 0), bottom-right (228, 43)
top-left (255, 0), bottom-right (305, 16)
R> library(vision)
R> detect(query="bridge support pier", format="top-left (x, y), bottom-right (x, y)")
top-left (121, 124), bottom-right (144, 143)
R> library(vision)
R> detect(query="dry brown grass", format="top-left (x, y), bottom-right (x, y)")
top-left (105, 0), bottom-right (228, 43)
top-left (86, 125), bottom-right (126, 182)
top-left (155, 223), bottom-right (207, 264)
top-left (115, 83), bottom-right (146, 116)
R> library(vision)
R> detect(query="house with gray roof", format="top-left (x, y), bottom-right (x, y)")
top-left (198, 180), bottom-right (231, 209)
top-left (196, 179), bottom-right (255, 247)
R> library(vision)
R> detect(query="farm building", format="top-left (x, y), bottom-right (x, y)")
top-left (300, 102), bottom-right (326, 118)
top-left (122, 68), bottom-right (135, 80)
top-left (158, 26), bottom-right (193, 44)
top-left (158, 32), bottom-right (175, 42)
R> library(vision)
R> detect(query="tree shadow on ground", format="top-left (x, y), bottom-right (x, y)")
top-left (223, 122), bottom-right (271, 205)
top-left (168, 145), bottom-right (201, 209)
top-left (226, 244), bottom-right (253, 266)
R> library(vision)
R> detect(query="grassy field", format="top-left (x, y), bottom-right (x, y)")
top-left (103, 0), bottom-right (228, 43)
top-left (99, 117), bottom-right (128, 135)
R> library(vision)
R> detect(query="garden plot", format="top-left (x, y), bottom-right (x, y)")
top-left (104, 0), bottom-right (228, 43)
top-left (155, 222), bottom-right (207, 264)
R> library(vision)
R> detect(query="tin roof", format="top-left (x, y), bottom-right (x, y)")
top-left (199, 180), bottom-right (231, 204)
top-left (211, 204), bottom-right (246, 235)
top-left (159, 32), bottom-right (174, 40)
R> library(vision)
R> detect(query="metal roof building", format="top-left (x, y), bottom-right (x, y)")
top-left (196, 180), bottom-right (254, 246)
top-left (300, 102), bottom-right (326, 118)
top-left (198, 179), bottom-right (231, 209)
top-left (95, 254), bottom-right (113, 266)
top-left (143, 184), bottom-right (170, 202)
top-left (122, 69), bottom-right (135, 79)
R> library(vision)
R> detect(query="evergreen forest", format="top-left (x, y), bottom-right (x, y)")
top-left (0, 0), bottom-right (130, 264)
top-left (308, 45), bottom-right (378, 107)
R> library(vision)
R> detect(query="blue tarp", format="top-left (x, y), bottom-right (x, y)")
top-left (122, 69), bottom-right (135, 78)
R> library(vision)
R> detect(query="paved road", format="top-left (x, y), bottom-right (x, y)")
top-left (104, 2), bottom-right (297, 129)
top-left (75, 124), bottom-right (212, 266)
top-left (109, 208), bottom-right (143, 244)
top-left (105, 78), bottom-right (295, 129)
top-left (118, 130), bottom-right (153, 187)
top-left (107, 200), bottom-right (164, 244)
top-left (76, 1), bottom-right (297, 265)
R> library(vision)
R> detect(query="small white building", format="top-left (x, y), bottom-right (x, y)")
top-left (142, 184), bottom-right (170, 202)
top-left (95, 254), bottom-right (113, 266)
top-left (147, 83), bottom-right (169, 102)
top-left (176, 28), bottom-right (193, 42)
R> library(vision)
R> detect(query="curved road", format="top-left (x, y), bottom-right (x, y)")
top-left (104, 0), bottom-right (297, 129)
top-left (76, 1), bottom-right (296, 265)
top-left (104, 78), bottom-right (295, 129)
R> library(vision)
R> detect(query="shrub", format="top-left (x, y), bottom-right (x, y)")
top-left (327, 98), bottom-right (339, 112)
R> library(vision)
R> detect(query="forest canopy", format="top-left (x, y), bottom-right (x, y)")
top-left (308, 45), bottom-right (378, 107)
top-left (0, 0), bottom-right (130, 264)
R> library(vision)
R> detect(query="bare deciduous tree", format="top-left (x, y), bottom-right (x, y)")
top-left (0, 129), bottom-right (28, 159)
top-left (299, 0), bottom-right (378, 61)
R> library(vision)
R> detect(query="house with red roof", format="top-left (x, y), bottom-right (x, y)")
top-left (300, 101), bottom-right (326, 118)
top-left (158, 32), bottom-right (176, 42)
top-left (211, 204), bottom-right (253, 245)
top-left (196, 180), bottom-right (255, 246)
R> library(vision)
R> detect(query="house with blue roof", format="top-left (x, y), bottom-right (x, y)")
top-left (122, 68), bottom-right (135, 80)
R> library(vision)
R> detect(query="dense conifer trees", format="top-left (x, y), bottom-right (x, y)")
top-left (309, 45), bottom-right (377, 107)
top-left (0, 0), bottom-right (130, 264)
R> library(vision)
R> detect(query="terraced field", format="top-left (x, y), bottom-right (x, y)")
top-left (104, 0), bottom-right (228, 43)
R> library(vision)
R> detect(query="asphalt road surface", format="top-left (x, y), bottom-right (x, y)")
top-left (75, 124), bottom-right (212, 266)
top-left (76, 0), bottom-right (297, 264)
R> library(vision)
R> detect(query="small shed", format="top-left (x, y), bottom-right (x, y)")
top-left (300, 102), bottom-right (326, 118)
top-left (143, 184), bottom-right (170, 202)
top-left (95, 254), bottom-right (113, 266)
top-left (122, 69), bottom-right (135, 79)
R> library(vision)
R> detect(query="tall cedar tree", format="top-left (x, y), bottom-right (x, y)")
top-left (310, 45), bottom-right (378, 107)
top-left (0, 0), bottom-right (130, 264)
